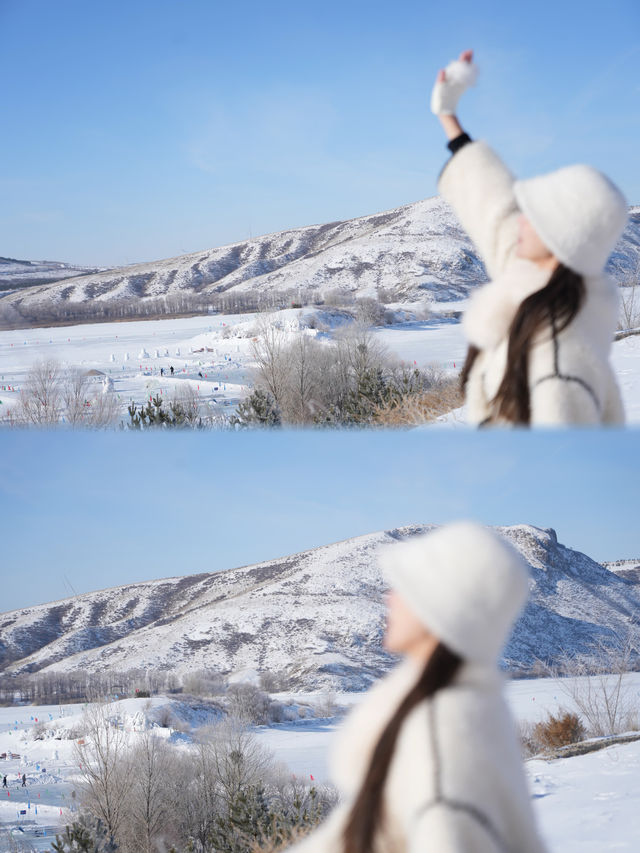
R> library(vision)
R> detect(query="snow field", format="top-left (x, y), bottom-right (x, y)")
top-left (529, 741), bottom-right (640, 852)
top-left (611, 333), bottom-right (640, 423)
top-left (1, 310), bottom-right (637, 424)
top-left (0, 308), bottom-right (481, 426)
top-left (0, 314), bottom-right (262, 422)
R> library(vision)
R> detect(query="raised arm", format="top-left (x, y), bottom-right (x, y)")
top-left (431, 51), bottom-right (520, 279)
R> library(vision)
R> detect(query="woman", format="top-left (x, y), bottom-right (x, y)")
top-left (287, 522), bottom-right (548, 853)
top-left (431, 50), bottom-right (628, 426)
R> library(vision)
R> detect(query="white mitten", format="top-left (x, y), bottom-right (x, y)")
top-left (430, 59), bottom-right (479, 115)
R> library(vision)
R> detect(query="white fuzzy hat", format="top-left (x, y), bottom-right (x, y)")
top-left (379, 522), bottom-right (530, 665)
top-left (513, 165), bottom-right (628, 276)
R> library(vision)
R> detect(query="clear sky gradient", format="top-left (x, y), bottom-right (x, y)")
top-left (1, 0), bottom-right (638, 267)
top-left (1, 429), bottom-right (638, 613)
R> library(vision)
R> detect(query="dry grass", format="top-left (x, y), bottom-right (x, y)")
top-left (533, 710), bottom-right (585, 750)
top-left (373, 377), bottom-right (463, 425)
top-left (521, 710), bottom-right (586, 757)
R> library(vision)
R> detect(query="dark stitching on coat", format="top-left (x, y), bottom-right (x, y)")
top-left (533, 308), bottom-right (601, 413)
top-left (532, 373), bottom-right (601, 412)
top-left (416, 701), bottom-right (511, 852)
top-left (416, 799), bottom-right (510, 852)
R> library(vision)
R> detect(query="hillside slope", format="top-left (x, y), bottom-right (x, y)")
top-left (1, 524), bottom-right (638, 689)
top-left (0, 257), bottom-right (107, 294)
top-left (3, 203), bottom-right (638, 312)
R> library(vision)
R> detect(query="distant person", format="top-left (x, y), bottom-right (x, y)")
top-left (431, 50), bottom-right (627, 426)
top-left (160, 367), bottom-right (164, 377)
top-left (286, 522), bottom-right (548, 853)
top-left (21, 773), bottom-right (26, 787)
top-left (2, 775), bottom-right (7, 788)
top-left (170, 366), bottom-right (174, 376)
top-left (198, 371), bottom-right (203, 379)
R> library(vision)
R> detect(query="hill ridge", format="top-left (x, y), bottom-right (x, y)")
top-left (2, 523), bottom-right (638, 689)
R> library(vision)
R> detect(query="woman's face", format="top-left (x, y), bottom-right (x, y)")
top-left (516, 214), bottom-right (555, 263)
top-left (384, 589), bottom-right (439, 660)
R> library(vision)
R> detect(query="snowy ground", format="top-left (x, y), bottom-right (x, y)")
top-left (1, 308), bottom-right (637, 425)
top-left (2, 674), bottom-right (640, 850)
top-left (0, 313), bottom-right (262, 425)
top-left (611, 333), bottom-right (640, 423)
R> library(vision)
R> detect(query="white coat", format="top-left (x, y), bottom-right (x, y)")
top-left (287, 658), bottom-right (548, 853)
top-left (437, 141), bottom-right (624, 426)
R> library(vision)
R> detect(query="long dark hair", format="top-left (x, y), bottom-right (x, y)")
top-left (460, 264), bottom-right (585, 424)
top-left (342, 643), bottom-right (462, 853)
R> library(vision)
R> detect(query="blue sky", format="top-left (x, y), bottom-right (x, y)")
top-left (0, 429), bottom-right (638, 612)
top-left (1, 0), bottom-right (638, 267)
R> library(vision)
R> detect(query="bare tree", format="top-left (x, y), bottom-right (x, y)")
top-left (282, 333), bottom-right (323, 423)
top-left (354, 297), bottom-right (393, 327)
top-left (168, 718), bottom-right (275, 851)
top-left (0, 302), bottom-right (23, 328)
top-left (84, 386), bottom-right (121, 428)
top-left (14, 359), bottom-right (64, 424)
top-left (204, 716), bottom-right (277, 814)
top-left (75, 703), bottom-right (134, 840)
top-left (173, 742), bottom-right (219, 852)
top-left (334, 322), bottom-right (389, 386)
top-left (618, 258), bottom-right (640, 331)
top-left (182, 669), bottom-right (228, 697)
top-left (171, 383), bottom-right (203, 424)
top-left (61, 368), bottom-right (94, 425)
top-left (553, 633), bottom-right (640, 737)
top-left (121, 732), bottom-right (173, 853)
top-left (251, 313), bottom-right (290, 407)
top-left (315, 688), bottom-right (339, 719)
top-left (620, 284), bottom-right (640, 331)
top-left (244, 315), bottom-right (456, 426)
top-left (9, 361), bottom-right (120, 427)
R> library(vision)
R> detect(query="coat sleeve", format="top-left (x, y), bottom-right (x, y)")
top-left (437, 141), bottom-right (520, 280)
top-left (408, 803), bottom-right (503, 853)
top-left (529, 376), bottom-right (601, 426)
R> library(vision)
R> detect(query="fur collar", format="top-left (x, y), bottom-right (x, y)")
top-left (463, 259), bottom-right (551, 350)
top-left (463, 261), bottom-right (620, 355)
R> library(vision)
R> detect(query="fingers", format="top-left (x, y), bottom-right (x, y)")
top-left (437, 51), bottom-right (472, 85)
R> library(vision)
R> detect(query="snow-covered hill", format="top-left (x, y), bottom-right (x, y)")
top-left (3, 201), bottom-right (638, 311)
top-left (0, 257), bottom-right (107, 294)
top-left (603, 559), bottom-right (640, 584)
top-left (1, 524), bottom-right (638, 689)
